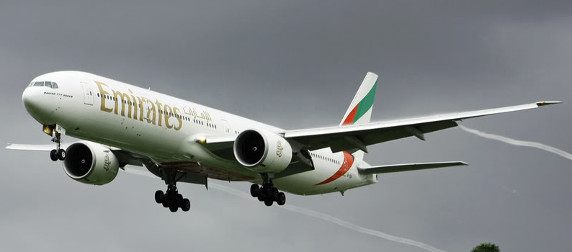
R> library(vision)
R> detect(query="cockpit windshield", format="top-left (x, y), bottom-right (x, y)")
top-left (29, 81), bottom-right (58, 89)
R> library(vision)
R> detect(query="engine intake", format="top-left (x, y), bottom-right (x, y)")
top-left (63, 141), bottom-right (119, 185)
top-left (233, 129), bottom-right (292, 173)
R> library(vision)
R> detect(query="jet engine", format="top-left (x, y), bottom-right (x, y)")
top-left (233, 129), bottom-right (292, 173)
top-left (63, 141), bottom-right (119, 185)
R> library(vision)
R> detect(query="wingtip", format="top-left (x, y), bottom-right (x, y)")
top-left (536, 101), bottom-right (562, 106)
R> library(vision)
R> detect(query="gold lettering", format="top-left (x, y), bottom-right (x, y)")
top-left (163, 105), bottom-right (173, 129)
top-left (129, 90), bottom-right (138, 120)
top-left (146, 99), bottom-right (156, 125)
top-left (137, 97), bottom-right (145, 122)
top-left (95, 81), bottom-right (113, 113)
top-left (113, 90), bottom-right (132, 118)
top-left (173, 107), bottom-right (183, 131)
top-left (94, 83), bottom-right (182, 131)
top-left (155, 100), bottom-right (163, 126)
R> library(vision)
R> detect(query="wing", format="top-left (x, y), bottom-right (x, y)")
top-left (6, 143), bottom-right (210, 185)
top-left (6, 143), bottom-right (146, 167)
top-left (284, 101), bottom-right (560, 152)
top-left (357, 161), bottom-right (468, 174)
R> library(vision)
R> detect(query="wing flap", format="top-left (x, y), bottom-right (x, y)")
top-left (357, 161), bottom-right (468, 174)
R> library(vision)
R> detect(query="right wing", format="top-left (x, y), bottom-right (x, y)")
top-left (6, 143), bottom-right (146, 167)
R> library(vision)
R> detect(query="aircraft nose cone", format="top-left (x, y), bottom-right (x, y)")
top-left (22, 87), bottom-right (54, 124)
top-left (22, 87), bottom-right (37, 111)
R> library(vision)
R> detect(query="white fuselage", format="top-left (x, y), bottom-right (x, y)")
top-left (23, 71), bottom-right (376, 195)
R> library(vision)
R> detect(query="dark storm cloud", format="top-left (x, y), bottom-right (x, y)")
top-left (1, 1), bottom-right (571, 252)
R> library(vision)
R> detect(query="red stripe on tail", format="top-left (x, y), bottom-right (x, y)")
top-left (342, 105), bottom-right (359, 125)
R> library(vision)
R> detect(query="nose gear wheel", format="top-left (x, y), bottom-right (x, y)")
top-left (49, 131), bottom-right (66, 161)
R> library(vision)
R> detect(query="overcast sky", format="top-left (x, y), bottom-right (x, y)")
top-left (1, 1), bottom-right (571, 251)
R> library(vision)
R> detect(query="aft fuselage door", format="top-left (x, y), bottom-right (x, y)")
top-left (81, 82), bottom-right (94, 105)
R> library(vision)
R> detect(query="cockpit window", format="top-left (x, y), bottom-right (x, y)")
top-left (30, 81), bottom-right (58, 89)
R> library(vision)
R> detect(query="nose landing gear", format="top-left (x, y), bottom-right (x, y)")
top-left (46, 126), bottom-right (65, 161)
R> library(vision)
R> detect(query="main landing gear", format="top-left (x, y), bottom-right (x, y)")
top-left (155, 169), bottom-right (190, 212)
top-left (49, 131), bottom-right (66, 161)
top-left (250, 174), bottom-right (286, 206)
top-left (155, 185), bottom-right (191, 212)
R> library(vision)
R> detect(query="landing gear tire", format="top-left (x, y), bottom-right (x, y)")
top-left (277, 192), bottom-right (286, 206)
top-left (176, 194), bottom-right (183, 205)
top-left (181, 198), bottom-right (191, 212)
top-left (264, 199), bottom-right (274, 206)
top-left (250, 184), bottom-right (260, 197)
top-left (50, 150), bottom-right (58, 161)
top-left (155, 190), bottom-right (165, 204)
top-left (155, 184), bottom-right (190, 213)
top-left (57, 149), bottom-right (66, 160)
top-left (250, 176), bottom-right (286, 207)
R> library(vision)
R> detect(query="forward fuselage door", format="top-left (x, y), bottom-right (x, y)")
top-left (81, 82), bottom-right (94, 105)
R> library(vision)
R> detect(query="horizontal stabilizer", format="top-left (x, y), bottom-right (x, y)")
top-left (357, 161), bottom-right (468, 174)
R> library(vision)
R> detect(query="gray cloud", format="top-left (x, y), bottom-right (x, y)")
top-left (1, 1), bottom-right (571, 252)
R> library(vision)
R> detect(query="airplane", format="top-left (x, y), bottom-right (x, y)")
top-left (7, 71), bottom-right (560, 212)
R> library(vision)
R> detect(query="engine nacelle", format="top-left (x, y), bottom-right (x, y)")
top-left (63, 141), bottom-right (119, 185)
top-left (233, 129), bottom-right (293, 173)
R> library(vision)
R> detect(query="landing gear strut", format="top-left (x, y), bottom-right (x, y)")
top-left (155, 168), bottom-right (190, 212)
top-left (49, 131), bottom-right (66, 161)
top-left (250, 174), bottom-right (286, 206)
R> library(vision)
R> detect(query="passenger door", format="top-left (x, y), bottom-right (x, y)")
top-left (81, 82), bottom-right (94, 105)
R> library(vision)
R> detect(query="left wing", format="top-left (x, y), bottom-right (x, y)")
top-left (285, 101), bottom-right (560, 152)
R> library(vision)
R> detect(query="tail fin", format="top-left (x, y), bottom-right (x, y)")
top-left (340, 72), bottom-right (379, 126)
top-left (339, 72), bottom-right (378, 163)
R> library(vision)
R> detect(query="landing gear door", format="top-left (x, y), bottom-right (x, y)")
top-left (81, 82), bottom-right (94, 105)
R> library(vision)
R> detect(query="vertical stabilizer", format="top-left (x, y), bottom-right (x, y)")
top-left (340, 72), bottom-right (378, 126)
top-left (339, 72), bottom-right (378, 163)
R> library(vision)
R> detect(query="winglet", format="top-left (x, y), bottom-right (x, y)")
top-left (536, 101), bottom-right (562, 106)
